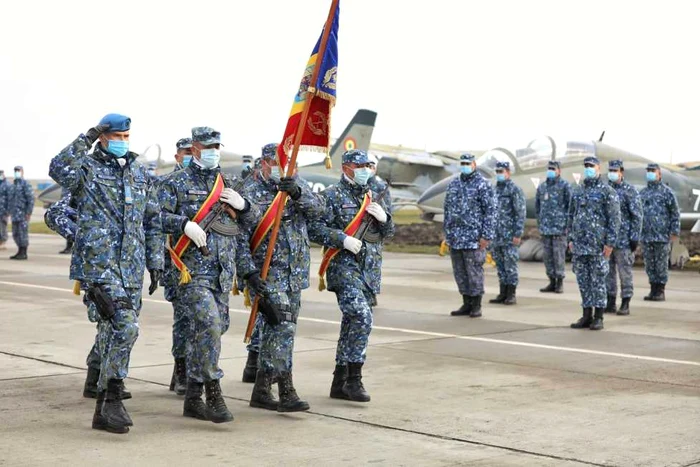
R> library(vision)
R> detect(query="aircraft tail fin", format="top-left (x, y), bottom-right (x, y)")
top-left (309, 109), bottom-right (377, 169)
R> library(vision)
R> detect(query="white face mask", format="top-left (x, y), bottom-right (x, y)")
top-left (199, 148), bottom-right (220, 169)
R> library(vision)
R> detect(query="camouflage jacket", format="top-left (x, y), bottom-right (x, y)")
top-left (535, 176), bottom-right (571, 236)
top-left (609, 180), bottom-right (643, 248)
top-left (7, 178), bottom-right (34, 221)
top-left (0, 179), bottom-right (8, 217)
top-left (567, 176), bottom-right (621, 256)
top-left (639, 181), bottom-right (680, 243)
top-left (237, 175), bottom-right (325, 292)
top-left (49, 135), bottom-right (164, 288)
top-left (308, 176), bottom-right (394, 295)
top-left (493, 179), bottom-right (526, 246)
top-left (158, 163), bottom-right (260, 293)
top-left (44, 191), bottom-right (78, 240)
top-left (443, 172), bottom-right (496, 250)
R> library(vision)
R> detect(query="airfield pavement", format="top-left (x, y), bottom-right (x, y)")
top-left (0, 234), bottom-right (698, 467)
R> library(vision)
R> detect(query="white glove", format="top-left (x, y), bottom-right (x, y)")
top-left (343, 235), bottom-right (362, 254)
top-left (220, 187), bottom-right (245, 210)
top-left (184, 221), bottom-right (207, 248)
top-left (366, 202), bottom-right (387, 223)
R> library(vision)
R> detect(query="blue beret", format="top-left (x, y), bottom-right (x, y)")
top-left (548, 160), bottom-right (560, 169)
top-left (192, 127), bottom-right (221, 145)
top-left (99, 113), bottom-right (131, 132)
top-left (460, 153), bottom-right (475, 163)
top-left (583, 156), bottom-right (600, 165)
top-left (495, 161), bottom-right (510, 170)
top-left (176, 138), bottom-right (193, 150)
top-left (261, 143), bottom-right (278, 161)
top-left (646, 163), bottom-right (660, 170)
top-left (342, 149), bottom-right (370, 165)
top-left (608, 159), bottom-right (623, 169)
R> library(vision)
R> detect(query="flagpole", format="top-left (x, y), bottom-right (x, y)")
top-left (245, 0), bottom-right (339, 343)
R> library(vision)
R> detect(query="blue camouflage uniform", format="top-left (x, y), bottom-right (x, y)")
top-left (491, 162), bottom-right (526, 287)
top-left (640, 163), bottom-right (680, 286)
top-left (158, 127), bottom-right (260, 384)
top-left (567, 157), bottom-right (621, 310)
top-left (535, 160), bottom-right (571, 281)
top-left (443, 155), bottom-right (496, 299)
top-left (605, 160), bottom-right (643, 300)
top-left (7, 167), bottom-right (35, 249)
top-left (0, 171), bottom-right (10, 245)
top-left (49, 114), bottom-right (165, 391)
top-left (308, 150), bottom-right (395, 366)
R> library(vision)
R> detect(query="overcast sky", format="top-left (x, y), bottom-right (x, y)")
top-left (2, 0), bottom-right (699, 178)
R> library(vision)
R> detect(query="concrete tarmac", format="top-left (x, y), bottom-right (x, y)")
top-left (0, 235), bottom-right (698, 466)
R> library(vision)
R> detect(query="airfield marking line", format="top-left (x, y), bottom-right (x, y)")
top-left (2, 279), bottom-right (700, 368)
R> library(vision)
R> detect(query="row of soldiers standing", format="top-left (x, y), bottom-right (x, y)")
top-left (46, 113), bottom-right (394, 435)
top-left (444, 153), bottom-right (680, 330)
top-left (0, 166), bottom-right (34, 259)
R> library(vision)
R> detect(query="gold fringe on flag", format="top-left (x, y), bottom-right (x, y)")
top-left (73, 280), bottom-right (81, 296)
top-left (232, 278), bottom-right (240, 296)
top-left (318, 275), bottom-right (326, 292)
top-left (325, 154), bottom-right (332, 170)
top-left (179, 268), bottom-right (192, 285)
top-left (243, 287), bottom-right (252, 308)
top-left (439, 240), bottom-right (449, 257)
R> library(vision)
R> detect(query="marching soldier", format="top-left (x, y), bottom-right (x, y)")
top-left (535, 160), bottom-right (571, 294)
top-left (568, 156), bottom-right (620, 331)
top-left (367, 153), bottom-right (391, 308)
top-left (7, 166), bottom-right (34, 260)
top-left (443, 153), bottom-right (495, 318)
top-left (238, 143), bottom-right (324, 412)
top-left (49, 114), bottom-right (164, 434)
top-left (640, 163), bottom-right (680, 301)
top-left (489, 161), bottom-right (525, 305)
top-left (0, 170), bottom-right (8, 250)
top-left (158, 127), bottom-right (259, 424)
top-left (605, 160), bottom-right (643, 315)
top-left (309, 149), bottom-right (394, 403)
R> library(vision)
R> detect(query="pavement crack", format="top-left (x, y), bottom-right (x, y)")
top-left (0, 350), bottom-right (84, 371)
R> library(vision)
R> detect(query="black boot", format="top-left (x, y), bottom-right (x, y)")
top-left (571, 307), bottom-right (593, 328)
top-left (503, 285), bottom-right (517, 305)
top-left (277, 372), bottom-right (310, 412)
top-left (644, 283), bottom-right (656, 301)
top-left (83, 367), bottom-right (100, 399)
top-left (370, 294), bottom-right (378, 307)
top-left (59, 240), bottom-right (73, 254)
top-left (250, 370), bottom-right (278, 411)
top-left (242, 351), bottom-right (258, 383)
top-left (92, 391), bottom-right (109, 431)
top-left (343, 362), bottom-right (370, 402)
top-left (540, 277), bottom-right (556, 293)
top-left (469, 296), bottom-right (482, 318)
top-left (10, 247), bottom-right (27, 260)
top-left (330, 364), bottom-right (349, 400)
top-left (101, 379), bottom-right (132, 433)
top-left (554, 277), bottom-right (564, 294)
top-left (183, 381), bottom-right (208, 420)
top-left (171, 358), bottom-right (186, 396)
top-left (489, 283), bottom-right (507, 304)
top-left (617, 297), bottom-right (631, 316)
top-left (589, 308), bottom-right (604, 330)
top-left (117, 379), bottom-right (132, 400)
top-left (205, 380), bottom-right (234, 423)
top-left (450, 295), bottom-right (470, 316)
top-left (651, 283), bottom-right (666, 302)
top-left (605, 295), bottom-right (617, 314)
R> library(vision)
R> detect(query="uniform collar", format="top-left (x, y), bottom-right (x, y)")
top-left (187, 161), bottom-right (220, 179)
top-left (340, 174), bottom-right (369, 196)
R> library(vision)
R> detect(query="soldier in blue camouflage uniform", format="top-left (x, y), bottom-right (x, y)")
top-left (489, 161), bottom-right (526, 306)
top-left (0, 170), bottom-right (8, 251)
top-left (7, 166), bottom-right (34, 260)
top-left (640, 163), bottom-right (680, 302)
top-left (568, 156), bottom-right (621, 331)
top-left (241, 154), bottom-right (254, 178)
top-left (57, 187), bottom-right (74, 254)
top-left (367, 153), bottom-right (391, 308)
top-left (309, 149), bottom-right (394, 403)
top-left (159, 127), bottom-right (260, 424)
top-left (238, 143), bottom-right (324, 412)
top-left (605, 160), bottom-right (643, 315)
top-left (443, 154), bottom-right (496, 318)
top-left (49, 113), bottom-right (164, 434)
top-left (535, 160), bottom-right (571, 293)
top-left (146, 161), bottom-right (159, 184)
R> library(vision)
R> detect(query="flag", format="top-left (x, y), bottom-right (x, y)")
top-left (278, 1), bottom-right (339, 169)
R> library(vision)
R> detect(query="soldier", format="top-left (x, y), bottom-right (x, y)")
top-left (605, 160), bottom-right (643, 315)
top-left (489, 161), bottom-right (526, 305)
top-left (568, 156), bottom-right (620, 331)
top-left (57, 187), bottom-right (74, 254)
top-left (241, 155), bottom-right (254, 178)
top-left (309, 149), bottom-right (394, 402)
top-left (0, 170), bottom-right (8, 251)
top-left (174, 138), bottom-right (194, 171)
top-left (7, 166), bottom-right (34, 260)
top-left (238, 143), bottom-right (324, 412)
top-left (147, 161), bottom-right (159, 184)
top-left (49, 113), bottom-right (164, 434)
top-left (443, 153), bottom-right (496, 318)
top-left (158, 127), bottom-right (260, 424)
top-left (367, 153), bottom-right (391, 308)
top-left (639, 163), bottom-right (680, 301)
top-left (535, 160), bottom-right (571, 294)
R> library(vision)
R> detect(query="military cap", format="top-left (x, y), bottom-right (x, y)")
top-left (148, 161), bottom-right (157, 169)
top-left (176, 137), bottom-right (193, 150)
top-left (192, 127), bottom-right (222, 145)
top-left (646, 163), bottom-right (660, 170)
top-left (261, 143), bottom-right (279, 161)
top-left (14, 165), bottom-right (22, 171)
top-left (460, 153), bottom-right (475, 163)
top-left (0, 170), bottom-right (4, 174)
top-left (342, 149), bottom-right (370, 165)
top-left (608, 159), bottom-right (623, 169)
top-left (583, 156), bottom-right (600, 165)
top-left (495, 161), bottom-right (511, 170)
top-left (99, 113), bottom-right (131, 132)
top-left (242, 154), bottom-right (254, 163)
top-left (547, 160), bottom-right (560, 169)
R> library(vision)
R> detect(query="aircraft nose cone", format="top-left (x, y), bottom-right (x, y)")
top-left (417, 175), bottom-right (454, 214)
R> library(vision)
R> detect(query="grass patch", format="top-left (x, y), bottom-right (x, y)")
top-left (29, 222), bottom-right (56, 235)
top-left (392, 208), bottom-right (428, 225)
top-left (383, 243), bottom-right (440, 255)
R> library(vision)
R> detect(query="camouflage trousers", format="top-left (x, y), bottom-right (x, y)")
top-left (86, 332), bottom-right (100, 370)
top-left (0, 216), bottom-right (7, 242)
top-left (542, 235), bottom-right (567, 279)
top-left (335, 286), bottom-right (373, 364)
top-left (11, 218), bottom-right (29, 248)
top-left (450, 248), bottom-right (486, 296)
top-left (606, 248), bottom-right (634, 298)
top-left (572, 255), bottom-right (609, 308)
top-left (259, 290), bottom-right (301, 376)
top-left (643, 242), bottom-right (670, 284)
top-left (165, 286), bottom-right (190, 360)
top-left (175, 286), bottom-right (230, 383)
top-left (491, 244), bottom-right (520, 286)
top-left (246, 313), bottom-right (263, 354)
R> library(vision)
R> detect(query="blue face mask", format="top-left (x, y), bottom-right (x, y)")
top-left (107, 140), bottom-right (129, 158)
top-left (269, 166), bottom-right (283, 182)
top-left (496, 174), bottom-right (506, 182)
top-left (546, 170), bottom-right (556, 179)
top-left (182, 156), bottom-right (192, 168)
top-left (584, 167), bottom-right (597, 179)
top-left (353, 167), bottom-right (372, 185)
top-left (199, 149), bottom-right (220, 169)
top-left (607, 172), bottom-right (620, 182)
top-left (14, 171), bottom-right (21, 179)
top-left (646, 171), bottom-right (657, 182)
top-left (460, 165), bottom-right (473, 175)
